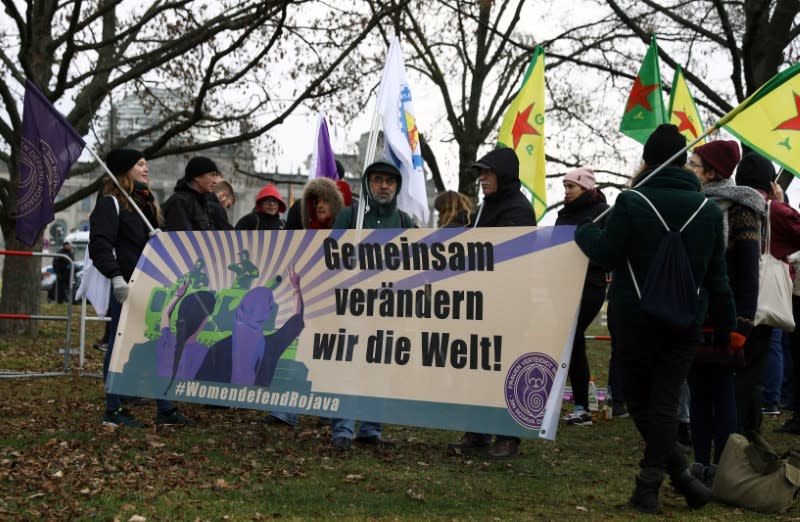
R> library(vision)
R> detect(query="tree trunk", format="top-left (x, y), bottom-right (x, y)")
top-left (0, 231), bottom-right (42, 335)
top-left (458, 142), bottom-right (480, 200)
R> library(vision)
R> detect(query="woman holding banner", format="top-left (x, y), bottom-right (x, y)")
top-left (90, 148), bottom-right (194, 428)
top-left (575, 124), bottom-right (736, 513)
top-left (555, 168), bottom-right (608, 426)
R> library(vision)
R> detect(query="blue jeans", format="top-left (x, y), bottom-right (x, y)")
top-left (331, 418), bottom-right (381, 439)
top-left (689, 364), bottom-right (737, 465)
top-left (104, 292), bottom-right (173, 413)
top-left (270, 411), bottom-right (298, 426)
top-left (762, 327), bottom-right (785, 406)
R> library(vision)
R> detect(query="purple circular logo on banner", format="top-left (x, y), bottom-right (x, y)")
top-left (504, 352), bottom-right (558, 430)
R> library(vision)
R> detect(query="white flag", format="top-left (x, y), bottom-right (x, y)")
top-left (376, 37), bottom-right (429, 223)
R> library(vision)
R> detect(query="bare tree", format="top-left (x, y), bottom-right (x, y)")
top-left (0, 0), bottom-right (401, 333)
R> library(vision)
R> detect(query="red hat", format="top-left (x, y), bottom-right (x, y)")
top-left (255, 183), bottom-right (287, 213)
top-left (694, 140), bottom-right (741, 179)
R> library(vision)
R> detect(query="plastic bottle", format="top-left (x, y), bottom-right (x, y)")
top-left (588, 380), bottom-right (599, 412)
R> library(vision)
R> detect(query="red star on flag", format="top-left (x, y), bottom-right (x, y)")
top-left (626, 76), bottom-right (658, 113)
top-left (673, 110), bottom-right (698, 138)
top-left (511, 104), bottom-right (540, 149)
top-left (775, 92), bottom-right (800, 132)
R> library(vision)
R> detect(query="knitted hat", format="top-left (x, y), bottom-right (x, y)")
top-left (736, 152), bottom-right (775, 193)
top-left (105, 148), bottom-right (145, 176)
top-left (694, 140), bottom-right (740, 179)
top-left (563, 168), bottom-right (596, 190)
top-left (254, 183), bottom-right (287, 213)
top-left (185, 156), bottom-right (219, 180)
top-left (642, 124), bottom-right (687, 167)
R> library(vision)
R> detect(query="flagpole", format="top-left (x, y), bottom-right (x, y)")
top-left (308, 112), bottom-right (322, 181)
top-left (83, 145), bottom-right (158, 236)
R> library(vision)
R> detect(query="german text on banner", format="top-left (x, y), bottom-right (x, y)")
top-left (106, 227), bottom-right (587, 440)
top-left (16, 80), bottom-right (85, 245)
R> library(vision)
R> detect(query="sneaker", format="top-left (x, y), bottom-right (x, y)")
top-left (155, 408), bottom-right (195, 426)
top-left (762, 404), bottom-right (781, 416)
top-left (332, 437), bottom-right (351, 450)
top-left (93, 342), bottom-right (108, 352)
top-left (565, 408), bottom-right (593, 426)
top-left (102, 408), bottom-right (144, 428)
top-left (612, 402), bottom-right (629, 418)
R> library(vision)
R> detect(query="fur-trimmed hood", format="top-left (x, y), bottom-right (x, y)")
top-left (301, 177), bottom-right (345, 229)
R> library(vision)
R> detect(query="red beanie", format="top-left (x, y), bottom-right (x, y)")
top-left (255, 184), bottom-right (287, 213)
top-left (694, 140), bottom-right (741, 179)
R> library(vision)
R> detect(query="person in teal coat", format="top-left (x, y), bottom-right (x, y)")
top-left (575, 124), bottom-right (736, 514)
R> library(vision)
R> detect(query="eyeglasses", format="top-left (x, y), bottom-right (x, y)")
top-left (686, 159), bottom-right (703, 169)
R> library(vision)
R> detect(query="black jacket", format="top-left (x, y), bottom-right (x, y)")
top-left (235, 211), bottom-right (285, 230)
top-left (471, 148), bottom-right (537, 227)
top-left (162, 179), bottom-right (214, 231)
top-left (89, 195), bottom-right (157, 282)
top-left (206, 193), bottom-right (233, 230)
top-left (556, 189), bottom-right (609, 288)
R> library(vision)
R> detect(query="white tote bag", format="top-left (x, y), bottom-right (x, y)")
top-left (75, 196), bottom-right (117, 317)
top-left (755, 201), bottom-right (795, 332)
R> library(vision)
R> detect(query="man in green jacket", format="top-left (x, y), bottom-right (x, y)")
top-left (329, 159), bottom-right (416, 450)
top-left (575, 124), bottom-right (736, 514)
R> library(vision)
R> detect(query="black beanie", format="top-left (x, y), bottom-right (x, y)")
top-left (642, 124), bottom-right (687, 167)
top-left (185, 156), bottom-right (219, 180)
top-left (106, 148), bottom-right (145, 176)
top-left (736, 152), bottom-right (775, 193)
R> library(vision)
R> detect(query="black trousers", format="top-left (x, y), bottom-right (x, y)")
top-left (568, 284), bottom-right (606, 409)
top-left (617, 322), bottom-right (698, 470)
top-left (734, 323), bottom-right (774, 433)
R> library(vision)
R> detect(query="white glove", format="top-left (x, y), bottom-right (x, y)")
top-left (112, 276), bottom-right (129, 304)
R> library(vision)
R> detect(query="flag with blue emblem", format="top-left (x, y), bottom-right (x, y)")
top-left (376, 37), bottom-right (430, 223)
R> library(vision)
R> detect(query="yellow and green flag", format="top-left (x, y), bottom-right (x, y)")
top-left (620, 36), bottom-right (667, 144)
top-left (668, 66), bottom-right (705, 148)
top-left (723, 62), bottom-right (800, 176)
top-left (497, 46), bottom-right (546, 220)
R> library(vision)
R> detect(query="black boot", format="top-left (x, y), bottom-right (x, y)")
top-left (447, 432), bottom-right (491, 456)
top-left (670, 467), bottom-right (712, 508)
top-left (668, 444), bottom-right (712, 508)
top-left (629, 467), bottom-right (663, 514)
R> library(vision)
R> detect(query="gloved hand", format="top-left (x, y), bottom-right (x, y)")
top-left (112, 276), bottom-right (129, 304)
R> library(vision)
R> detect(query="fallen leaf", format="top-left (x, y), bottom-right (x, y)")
top-left (128, 516), bottom-right (146, 522)
top-left (344, 474), bottom-right (364, 483)
top-left (576, 506), bottom-right (588, 512)
top-left (120, 504), bottom-right (135, 511)
top-left (52, 470), bottom-right (63, 478)
top-left (406, 488), bottom-right (425, 502)
top-left (416, 461), bottom-right (429, 466)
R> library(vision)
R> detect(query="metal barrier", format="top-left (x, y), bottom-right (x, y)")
top-left (0, 250), bottom-right (74, 378)
top-left (78, 296), bottom-right (110, 371)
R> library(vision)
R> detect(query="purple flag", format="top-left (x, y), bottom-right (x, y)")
top-left (308, 114), bottom-right (339, 180)
top-left (15, 80), bottom-right (85, 245)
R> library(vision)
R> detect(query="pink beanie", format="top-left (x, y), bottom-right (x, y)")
top-left (563, 168), bottom-right (596, 190)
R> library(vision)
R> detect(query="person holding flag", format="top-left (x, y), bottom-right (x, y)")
top-left (90, 149), bottom-right (194, 428)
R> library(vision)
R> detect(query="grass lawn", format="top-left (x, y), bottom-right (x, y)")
top-left (0, 306), bottom-right (797, 520)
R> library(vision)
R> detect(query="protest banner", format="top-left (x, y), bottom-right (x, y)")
top-left (106, 226), bottom-right (587, 440)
